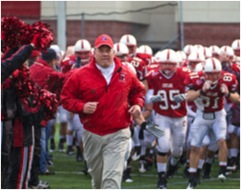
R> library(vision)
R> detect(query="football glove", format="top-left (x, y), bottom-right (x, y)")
top-left (150, 95), bottom-right (162, 102)
top-left (173, 93), bottom-right (186, 103)
top-left (141, 122), bottom-right (164, 138)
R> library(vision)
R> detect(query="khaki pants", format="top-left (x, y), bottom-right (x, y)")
top-left (82, 128), bottom-right (131, 189)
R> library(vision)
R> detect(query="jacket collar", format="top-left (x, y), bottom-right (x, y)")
top-left (34, 58), bottom-right (51, 67)
top-left (89, 56), bottom-right (122, 73)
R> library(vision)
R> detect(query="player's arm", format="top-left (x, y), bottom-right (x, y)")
top-left (186, 80), bottom-right (211, 102)
top-left (221, 83), bottom-right (240, 103)
top-left (227, 92), bottom-right (240, 103)
top-left (186, 89), bottom-right (201, 102)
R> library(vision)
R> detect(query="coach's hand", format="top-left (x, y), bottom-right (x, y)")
top-left (83, 102), bottom-right (98, 114)
top-left (129, 104), bottom-right (142, 118)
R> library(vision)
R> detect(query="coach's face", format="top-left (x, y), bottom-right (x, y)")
top-left (94, 45), bottom-right (115, 68)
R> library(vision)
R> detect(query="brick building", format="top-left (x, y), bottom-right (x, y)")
top-left (1, 1), bottom-right (240, 52)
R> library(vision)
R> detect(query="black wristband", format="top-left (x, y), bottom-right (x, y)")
top-left (226, 92), bottom-right (231, 98)
top-left (200, 89), bottom-right (205, 95)
top-left (140, 121), bottom-right (147, 130)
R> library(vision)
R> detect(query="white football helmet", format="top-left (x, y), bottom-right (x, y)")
top-left (203, 47), bottom-right (212, 58)
top-left (231, 39), bottom-right (240, 51)
top-left (114, 43), bottom-right (129, 62)
top-left (193, 44), bottom-right (204, 55)
top-left (204, 58), bottom-right (222, 84)
top-left (156, 49), bottom-right (178, 76)
top-left (120, 34), bottom-right (137, 46)
top-left (194, 62), bottom-right (204, 72)
top-left (188, 51), bottom-right (205, 62)
top-left (209, 45), bottom-right (220, 57)
top-left (136, 45), bottom-right (153, 56)
top-left (183, 44), bottom-right (195, 56)
top-left (74, 39), bottom-right (91, 52)
top-left (220, 45), bottom-right (234, 57)
top-left (114, 43), bottom-right (129, 56)
top-left (74, 39), bottom-right (92, 64)
top-left (187, 51), bottom-right (205, 71)
top-left (231, 39), bottom-right (240, 56)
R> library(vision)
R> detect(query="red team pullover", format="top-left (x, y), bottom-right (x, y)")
top-left (61, 57), bottom-right (146, 136)
top-left (184, 71), bottom-right (238, 112)
top-left (29, 58), bottom-right (62, 88)
top-left (146, 67), bottom-right (190, 117)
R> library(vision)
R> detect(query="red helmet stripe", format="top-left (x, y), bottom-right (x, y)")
top-left (166, 50), bottom-right (170, 60)
top-left (224, 46), bottom-right (227, 53)
top-left (197, 52), bottom-right (200, 59)
top-left (212, 58), bottom-right (216, 70)
top-left (126, 35), bottom-right (130, 43)
top-left (81, 40), bottom-right (84, 49)
top-left (117, 43), bottom-right (120, 52)
top-left (204, 49), bottom-right (206, 56)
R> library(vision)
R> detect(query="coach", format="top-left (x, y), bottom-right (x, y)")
top-left (61, 34), bottom-right (145, 189)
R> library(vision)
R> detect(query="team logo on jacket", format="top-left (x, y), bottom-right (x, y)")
top-left (119, 73), bottom-right (126, 81)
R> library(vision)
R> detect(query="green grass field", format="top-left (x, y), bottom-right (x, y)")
top-left (40, 126), bottom-right (240, 189)
top-left (40, 147), bottom-right (240, 189)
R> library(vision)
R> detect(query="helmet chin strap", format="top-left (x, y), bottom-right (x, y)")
top-left (81, 58), bottom-right (90, 64)
top-left (161, 70), bottom-right (175, 79)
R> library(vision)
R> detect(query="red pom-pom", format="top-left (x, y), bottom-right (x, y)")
top-left (1, 17), bottom-right (28, 48)
top-left (31, 21), bottom-right (54, 50)
top-left (1, 17), bottom-right (54, 50)
top-left (45, 72), bottom-right (65, 101)
top-left (39, 89), bottom-right (58, 120)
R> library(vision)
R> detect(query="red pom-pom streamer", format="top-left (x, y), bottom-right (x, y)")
top-left (1, 17), bottom-right (28, 48)
top-left (31, 21), bottom-right (54, 50)
top-left (45, 72), bottom-right (65, 101)
top-left (1, 17), bottom-right (54, 50)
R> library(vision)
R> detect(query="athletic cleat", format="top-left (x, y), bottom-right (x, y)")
top-left (167, 163), bottom-right (179, 179)
top-left (186, 183), bottom-right (194, 189)
top-left (123, 167), bottom-right (133, 183)
top-left (218, 173), bottom-right (227, 182)
top-left (157, 172), bottom-right (167, 189)
top-left (82, 161), bottom-right (89, 175)
top-left (187, 173), bottom-right (198, 189)
top-left (50, 138), bottom-right (55, 152)
top-left (186, 179), bottom-right (198, 189)
top-left (227, 157), bottom-right (237, 171)
top-left (202, 163), bottom-right (211, 179)
top-left (28, 180), bottom-right (50, 189)
top-left (132, 152), bottom-right (141, 161)
top-left (132, 146), bottom-right (141, 161)
top-left (66, 146), bottom-right (75, 156)
top-left (183, 166), bottom-right (189, 178)
top-left (139, 160), bottom-right (147, 173)
top-left (58, 142), bottom-right (65, 152)
top-left (76, 146), bottom-right (83, 161)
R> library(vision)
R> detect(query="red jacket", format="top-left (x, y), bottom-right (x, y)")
top-left (29, 58), bottom-right (59, 88)
top-left (61, 57), bottom-right (145, 135)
